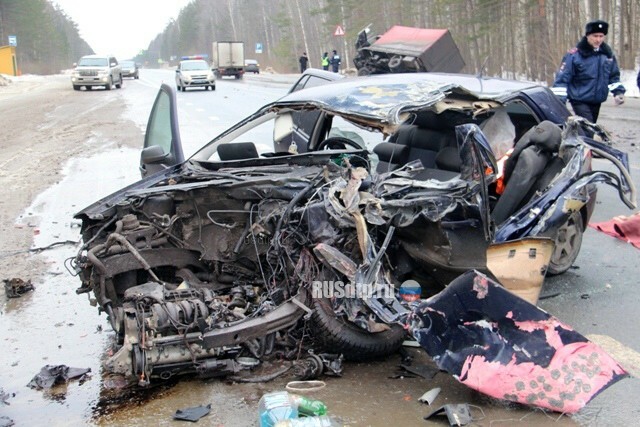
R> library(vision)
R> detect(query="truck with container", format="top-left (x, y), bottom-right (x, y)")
top-left (212, 41), bottom-right (245, 79)
top-left (353, 25), bottom-right (465, 76)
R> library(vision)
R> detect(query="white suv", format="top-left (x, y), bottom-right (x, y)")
top-left (175, 59), bottom-right (216, 92)
top-left (71, 55), bottom-right (123, 91)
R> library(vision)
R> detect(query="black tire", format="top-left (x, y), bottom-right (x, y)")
top-left (547, 211), bottom-right (584, 275)
top-left (115, 75), bottom-right (122, 89)
top-left (181, 85), bottom-right (186, 92)
top-left (73, 85), bottom-right (80, 91)
top-left (212, 85), bottom-right (216, 91)
top-left (310, 297), bottom-right (406, 361)
top-left (105, 77), bottom-right (112, 90)
top-left (308, 268), bottom-right (406, 361)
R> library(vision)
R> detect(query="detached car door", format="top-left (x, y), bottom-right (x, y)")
top-left (139, 83), bottom-right (185, 177)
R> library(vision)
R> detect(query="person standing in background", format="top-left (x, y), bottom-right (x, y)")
top-left (551, 20), bottom-right (625, 123)
top-left (299, 52), bottom-right (309, 73)
top-left (329, 50), bottom-right (341, 73)
top-left (637, 68), bottom-right (640, 91)
top-left (321, 52), bottom-right (330, 71)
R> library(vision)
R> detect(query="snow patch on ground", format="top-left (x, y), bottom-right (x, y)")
top-left (621, 69), bottom-right (640, 98)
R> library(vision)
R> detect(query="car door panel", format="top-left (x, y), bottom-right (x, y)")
top-left (140, 83), bottom-right (184, 177)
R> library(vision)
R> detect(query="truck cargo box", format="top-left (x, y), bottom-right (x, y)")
top-left (354, 25), bottom-right (465, 75)
top-left (212, 41), bottom-right (245, 79)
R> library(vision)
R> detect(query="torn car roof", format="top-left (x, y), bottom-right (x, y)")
top-left (277, 73), bottom-right (539, 125)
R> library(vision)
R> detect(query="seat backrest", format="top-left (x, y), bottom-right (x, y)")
top-left (503, 121), bottom-right (561, 184)
top-left (217, 142), bottom-right (259, 161)
top-left (373, 142), bottom-right (409, 173)
top-left (492, 121), bottom-right (563, 224)
top-left (435, 146), bottom-right (461, 172)
top-left (376, 122), bottom-right (461, 176)
top-left (390, 125), bottom-right (452, 168)
top-left (404, 127), bottom-right (450, 169)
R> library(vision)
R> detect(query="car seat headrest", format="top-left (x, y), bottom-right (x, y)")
top-left (530, 121), bottom-right (561, 153)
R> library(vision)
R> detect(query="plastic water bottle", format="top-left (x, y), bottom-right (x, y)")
top-left (258, 391), bottom-right (299, 427)
top-left (292, 394), bottom-right (327, 417)
top-left (258, 392), bottom-right (329, 427)
top-left (273, 415), bottom-right (344, 427)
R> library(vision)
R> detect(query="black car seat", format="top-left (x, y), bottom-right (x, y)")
top-left (373, 141), bottom-right (409, 172)
top-left (374, 121), bottom-right (460, 181)
top-left (492, 121), bottom-right (563, 224)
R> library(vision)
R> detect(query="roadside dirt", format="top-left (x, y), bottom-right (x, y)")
top-left (0, 75), bottom-right (139, 283)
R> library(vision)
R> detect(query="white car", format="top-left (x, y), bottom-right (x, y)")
top-left (71, 55), bottom-right (123, 91)
top-left (175, 59), bottom-right (216, 92)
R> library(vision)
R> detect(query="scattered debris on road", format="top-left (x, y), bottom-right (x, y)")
top-left (173, 404), bottom-right (212, 422)
top-left (3, 278), bottom-right (34, 298)
top-left (27, 365), bottom-right (91, 390)
top-left (590, 212), bottom-right (640, 249)
top-left (424, 403), bottom-right (478, 426)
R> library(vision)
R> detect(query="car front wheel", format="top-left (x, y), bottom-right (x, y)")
top-left (105, 77), bottom-right (112, 90)
top-left (547, 211), bottom-right (584, 276)
top-left (308, 267), bottom-right (406, 360)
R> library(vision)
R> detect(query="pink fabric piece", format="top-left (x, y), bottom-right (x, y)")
top-left (459, 340), bottom-right (627, 413)
top-left (590, 212), bottom-right (640, 249)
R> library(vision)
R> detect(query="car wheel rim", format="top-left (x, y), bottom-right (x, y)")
top-left (549, 212), bottom-right (583, 273)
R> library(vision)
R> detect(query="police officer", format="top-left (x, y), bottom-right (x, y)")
top-left (321, 52), bottom-right (330, 71)
top-left (330, 49), bottom-right (341, 73)
top-left (552, 20), bottom-right (625, 123)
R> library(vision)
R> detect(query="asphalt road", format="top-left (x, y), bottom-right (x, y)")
top-left (0, 70), bottom-right (638, 426)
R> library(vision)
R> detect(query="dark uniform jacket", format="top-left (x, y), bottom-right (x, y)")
top-left (552, 37), bottom-right (625, 104)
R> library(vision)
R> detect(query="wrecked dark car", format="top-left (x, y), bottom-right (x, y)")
top-left (71, 72), bottom-right (635, 387)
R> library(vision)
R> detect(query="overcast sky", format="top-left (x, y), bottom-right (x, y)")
top-left (53, 0), bottom-right (193, 60)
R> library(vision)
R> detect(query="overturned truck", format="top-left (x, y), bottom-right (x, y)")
top-left (354, 25), bottom-right (466, 76)
top-left (72, 72), bottom-right (635, 412)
